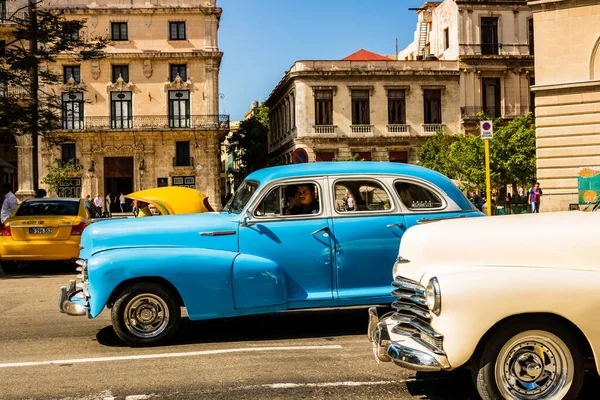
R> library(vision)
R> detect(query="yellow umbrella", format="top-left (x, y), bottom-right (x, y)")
top-left (125, 187), bottom-right (214, 215)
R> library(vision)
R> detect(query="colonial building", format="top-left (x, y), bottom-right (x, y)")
top-left (266, 0), bottom-right (534, 165)
top-left (5, 0), bottom-right (228, 209)
top-left (399, 0), bottom-right (534, 134)
top-left (266, 55), bottom-right (461, 164)
top-left (528, 0), bottom-right (600, 211)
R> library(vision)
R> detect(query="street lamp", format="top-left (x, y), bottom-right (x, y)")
top-left (139, 159), bottom-right (145, 176)
top-left (88, 160), bottom-right (95, 178)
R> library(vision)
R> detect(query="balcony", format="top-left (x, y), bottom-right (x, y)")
top-left (386, 124), bottom-right (410, 136)
top-left (350, 125), bottom-right (373, 135)
top-left (461, 106), bottom-right (531, 120)
top-left (313, 125), bottom-right (336, 134)
top-left (0, 11), bottom-right (28, 26)
top-left (0, 84), bottom-right (29, 99)
top-left (57, 114), bottom-right (230, 132)
top-left (460, 43), bottom-right (533, 57)
top-left (173, 157), bottom-right (194, 167)
top-left (421, 124), bottom-right (444, 136)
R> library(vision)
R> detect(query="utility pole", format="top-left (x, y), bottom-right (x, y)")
top-left (28, 0), bottom-right (39, 191)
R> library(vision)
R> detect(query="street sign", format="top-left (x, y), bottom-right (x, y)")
top-left (480, 120), bottom-right (493, 139)
top-left (292, 148), bottom-right (309, 164)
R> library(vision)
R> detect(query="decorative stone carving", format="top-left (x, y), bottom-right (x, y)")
top-left (164, 74), bottom-right (193, 91)
top-left (144, 14), bottom-right (152, 27)
top-left (61, 75), bottom-right (86, 91)
top-left (91, 61), bottom-right (100, 80)
top-left (143, 59), bottom-right (152, 79)
top-left (106, 75), bottom-right (135, 92)
top-left (90, 15), bottom-right (98, 28)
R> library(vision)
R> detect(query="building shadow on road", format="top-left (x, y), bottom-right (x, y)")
top-left (0, 261), bottom-right (77, 279)
top-left (96, 306), bottom-right (372, 347)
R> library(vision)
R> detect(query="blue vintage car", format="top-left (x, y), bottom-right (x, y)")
top-left (59, 162), bottom-right (481, 346)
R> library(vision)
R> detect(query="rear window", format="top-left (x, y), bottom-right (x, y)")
top-left (16, 200), bottom-right (80, 217)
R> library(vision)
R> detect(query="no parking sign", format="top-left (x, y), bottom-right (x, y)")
top-left (480, 120), bottom-right (493, 139)
top-left (292, 148), bottom-right (309, 164)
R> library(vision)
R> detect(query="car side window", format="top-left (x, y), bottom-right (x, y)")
top-left (254, 182), bottom-right (321, 217)
top-left (334, 180), bottom-right (391, 212)
top-left (394, 181), bottom-right (444, 210)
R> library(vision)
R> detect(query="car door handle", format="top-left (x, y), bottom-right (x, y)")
top-left (386, 222), bottom-right (405, 229)
top-left (311, 226), bottom-right (329, 236)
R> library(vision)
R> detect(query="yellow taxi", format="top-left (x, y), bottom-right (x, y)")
top-left (0, 198), bottom-right (102, 273)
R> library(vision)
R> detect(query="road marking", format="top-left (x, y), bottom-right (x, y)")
top-left (0, 345), bottom-right (342, 369)
top-left (238, 380), bottom-right (398, 390)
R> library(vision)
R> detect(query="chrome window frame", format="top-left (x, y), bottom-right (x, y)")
top-left (329, 175), bottom-right (397, 217)
top-left (391, 176), bottom-right (455, 213)
top-left (246, 177), bottom-right (329, 222)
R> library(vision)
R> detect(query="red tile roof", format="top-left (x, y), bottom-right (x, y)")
top-left (342, 49), bottom-right (393, 61)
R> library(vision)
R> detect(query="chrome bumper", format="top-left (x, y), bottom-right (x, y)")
top-left (58, 279), bottom-right (89, 316)
top-left (367, 306), bottom-right (450, 372)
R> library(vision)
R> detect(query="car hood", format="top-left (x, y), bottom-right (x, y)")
top-left (79, 212), bottom-right (239, 258)
top-left (398, 211), bottom-right (600, 277)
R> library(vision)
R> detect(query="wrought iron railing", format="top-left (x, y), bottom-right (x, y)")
top-left (59, 114), bottom-right (230, 131)
top-left (0, 84), bottom-right (29, 98)
top-left (173, 157), bottom-right (194, 167)
top-left (0, 11), bottom-right (28, 24)
top-left (461, 106), bottom-right (531, 119)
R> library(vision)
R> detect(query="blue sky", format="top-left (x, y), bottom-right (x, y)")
top-left (218, 0), bottom-right (425, 120)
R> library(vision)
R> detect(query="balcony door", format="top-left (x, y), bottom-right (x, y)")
top-left (169, 90), bottom-right (190, 128)
top-left (481, 17), bottom-right (499, 55)
top-left (482, 78), bottom-right (501, 118)
top-left (110, 91), bottom-right (133, 129)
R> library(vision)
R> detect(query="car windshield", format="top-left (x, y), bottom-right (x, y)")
top-left (16, 200), bottom-right (80, 216)
top-left (225, 180), bottom-right (259, 214)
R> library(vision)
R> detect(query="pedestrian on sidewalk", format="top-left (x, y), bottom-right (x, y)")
top-left (105, 193), bottom-right (112, 214)
top-left (528, 182), bottom-right (543, 213)
top-left (1, 183), bottom-right (18, 224)
top-left (119, 192), bottom-right (125, 212)
top-left (93, 194), bottom-right (103, 210)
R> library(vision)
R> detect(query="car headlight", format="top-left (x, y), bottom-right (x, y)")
top-left (425, 277), bottom-right (441, 316)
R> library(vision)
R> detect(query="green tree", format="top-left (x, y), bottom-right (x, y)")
top-left (417, 128), bottom-right (458, 176)
top-left (0, 2), bottom-right (108, 188)
top-left (42, 158), bottom-right (83, 196)
top-left (418, 114), bottom-right (537, 194)
top-left (226, 102), bottom-right (269, 179)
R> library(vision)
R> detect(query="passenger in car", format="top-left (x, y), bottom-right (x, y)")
top-left (285, 184), bottom-right (319, 215)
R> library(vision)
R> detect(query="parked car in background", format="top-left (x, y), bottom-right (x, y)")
top-left (59, 162), bottom-right (482, 346)
top-left (0, 198), bottom-right (101, 273)
top-left (368, 211), bottom-right (600, 400)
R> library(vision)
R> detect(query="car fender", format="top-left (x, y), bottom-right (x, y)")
top-left (421, 266), bottom-right (600, 372)
top-left (87, 247), bottom-right (238, 319)
top-left (232, 253), bottom-right (287, 309)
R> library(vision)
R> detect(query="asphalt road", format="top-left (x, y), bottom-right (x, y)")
top-left (1, 263), bottom-right (599, 400)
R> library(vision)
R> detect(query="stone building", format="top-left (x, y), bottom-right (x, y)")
top-left (266, 55), bottom-right (461, 164)
top-left (3, 0), bottom-right (228, 209)
top-left (266, 0), bottom-right (534, 165)
top-left (399, 0), bottom-right (535, 134)
top-left (528, 0), bottom-right (600, 211)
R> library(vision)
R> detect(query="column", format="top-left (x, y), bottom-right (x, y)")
top-left (205, 58), bottom-right (219, 116)
top-left (14, 133), bottom-right (35, 200)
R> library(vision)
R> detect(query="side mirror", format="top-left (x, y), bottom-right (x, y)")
top-left (240, 211), bottom-right (255, 227)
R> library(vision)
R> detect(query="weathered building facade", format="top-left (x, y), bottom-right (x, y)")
top-left (528, 0), bottom-right (600, 211)
top-left (399, 0), bottom-right (534, 133)
top-left (266, 58), bottom-right (461, 164)
top-left (267, 0), bottom-right (534, 165)
top-left (4, 0), bottom-right (227, 209)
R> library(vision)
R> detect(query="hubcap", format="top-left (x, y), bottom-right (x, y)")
top-left (495, 331), bottom-right (574, 400)
top-left (124, 294), bottom-right (170, 339)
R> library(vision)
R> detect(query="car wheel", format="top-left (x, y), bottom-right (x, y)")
top-left (111, 283), bottom-right (181, 347)
top-left (0, 261), bottom-right (18, 274)
top-left (472, 317), bottom-right (584, 400)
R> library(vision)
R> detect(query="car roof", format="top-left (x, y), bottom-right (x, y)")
top-left (246, 162), bottom-right (445, 184)
top-left (245, 162), bottom-right (474, 210)
top-left (23, 198), bottom-right (82, 203)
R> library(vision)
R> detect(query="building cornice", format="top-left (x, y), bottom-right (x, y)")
top-left (54, 51), bottom-right (223, 60)
top-left (528, 0), bottom-right (594, 11)
top-left (531, 79), bottom-right (600, 93)
top-left (57, 6), bottom-right (223, 17)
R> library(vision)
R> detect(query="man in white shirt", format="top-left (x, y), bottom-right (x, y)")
top-left (94, 194), bottom-right (103, 210)
top-left (1, 183), bottom-right (18, 224)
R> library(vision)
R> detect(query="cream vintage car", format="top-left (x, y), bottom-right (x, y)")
top-left (368, 211), bottom-right (599, 400)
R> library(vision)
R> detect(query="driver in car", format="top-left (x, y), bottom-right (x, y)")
top-left (285, 184), bottom-right (319, 215)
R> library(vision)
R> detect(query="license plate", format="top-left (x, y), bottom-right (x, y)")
top-left (29, 227), bottom-right (52, 234)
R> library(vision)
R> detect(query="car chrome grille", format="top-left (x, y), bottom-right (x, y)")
top-left (390, 275), bottom-right (444, 354)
